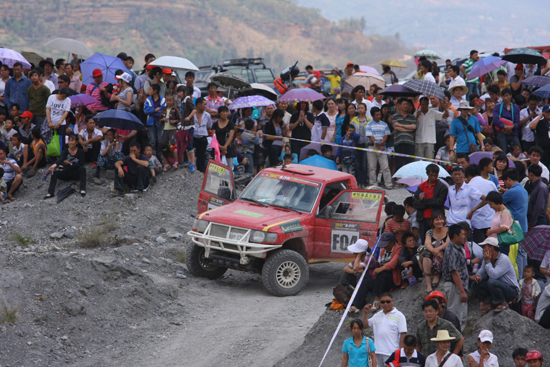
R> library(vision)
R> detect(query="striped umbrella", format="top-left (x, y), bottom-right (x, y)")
top-left (414, 50), bottom-right (442, 60)
top-left (403, 79), bottom-right (445, 100)
top-left (523, 76), bottom-right (550, 88)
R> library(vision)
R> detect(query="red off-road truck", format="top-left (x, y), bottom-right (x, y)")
top-left (186, 161), bottom-right (385, 296)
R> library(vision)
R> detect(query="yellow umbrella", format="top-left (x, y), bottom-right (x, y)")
top-left (380, 59), bottom-right (407, 68)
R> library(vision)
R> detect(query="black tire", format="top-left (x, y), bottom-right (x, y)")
top-left (261, 249), bottom-right (309, 297)
top-left (185, 244), bottom-right (227, 279)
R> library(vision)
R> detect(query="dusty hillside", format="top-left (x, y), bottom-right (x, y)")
top-left (0, 0), bottom-right (412, 70)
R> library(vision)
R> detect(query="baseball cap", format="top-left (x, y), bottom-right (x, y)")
top-left (515, 63), bottom-right (524, 70)
top-left (378, 232), bottom-right (395, 248)
top-left (162, 68), bottom-right (172, 74)
top-left (92, 69), bottom-right (103, 77)
top-left (117, 52), bottom-right (128, 61)
top-left (115, 72), bottom-right (132, 84)
top-left (542, 105), bottom-right (550, 113)
top-left (20, 111), bottom-right (33, 119)
top-left (478, 330), bottom-right (493, 343)
top-left (347, 239), bottom-right (369, 253)
top-left (346, 62), bottom-right (354, 68)
top-left (479, 237), bottom-right (499, 248)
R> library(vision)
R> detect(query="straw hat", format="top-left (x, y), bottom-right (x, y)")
top-left (449, 84), bottom-right (469, 95)
top-left (457, 101), bottom-right (474, 110)
top-left (430, 330), bottom-right (456, 342)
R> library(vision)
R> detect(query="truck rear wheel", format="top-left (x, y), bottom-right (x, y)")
top-left (185, 244), bottom-right (227, 279)
top-left (261, 249), bottom-right (309, 297)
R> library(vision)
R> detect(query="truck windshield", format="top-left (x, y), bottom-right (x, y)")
top-left (239, 173), bottom-right (321, 213)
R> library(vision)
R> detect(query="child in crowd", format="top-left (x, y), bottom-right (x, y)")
top-left (307, 149), bottom-right (318, 158)
top-left (0, 167), bottom-right (6, 203)
top-left (238, 118), bottom-right (261, 176)
top-left (479, 157), bottom-right (500, 188)
top-left (483, 137), bottom-right (502, 153)
top-left (160, 143), bottom-right (178, 171)
top-left (78, 115), bottom-right (103, 163)
top-left (279, 142), bottom-right (297, 164)
top-left (96, 128), bottom-right (124, 178)
top-left (321, 144), bottom-right (336, 162)
top-left (2, 119), bottom-right (16, 153)
top-left (21, 127), bottom-right (47, 177)
top-left (403, 197), bottom-right (420, 242)
top-left (159, 94), bottom-right (180, 169)
top-left (9, 133), bottom-right (25, 165)
top-left (519, 265), bottom-right (541, 321)
top-left (384, 204), bottom-right (411, 246)
top-left (336, 124), bottom-right (360, 176)
top-left (144, 145), bottom-right (162, 182)
top-left (399, 231), bottom-right (421, 288)
top-left (283, 154), bottom-right (294, 166)
top-left (379, 201), bottom-right (396, 235)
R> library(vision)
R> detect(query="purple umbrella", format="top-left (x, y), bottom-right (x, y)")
top-left (0, 48), bottom-right (31, 69)
top-left (299, 143), bottom-right (322, 161)
top-left (468, 56), bottom-right (507, 79)
top-left (81, 52), bottom-right (129, 85)
top-left (228, 95), bottom-right (275, 110)
top-left (533, 84), bottom-right (550, 99)
top-left (68, 94), bottom-right (98, 108)
top-left (522, 76), bottom-right (550, 88)
top-left (379, 84), bottom-right (421, 97)
top-left (278, 88), bottom-right (325, 103)
top-left (469, 151), bottom-right (513, 166)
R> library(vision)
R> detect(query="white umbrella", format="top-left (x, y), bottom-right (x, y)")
top-left (43, 38), bottom-right (94, 57)
top-left (0, 48), bottom-right (31, 69)
top-left (149, 56), bottom-right (198, 71)
top-left (345, 72), bottom-right (386, 90)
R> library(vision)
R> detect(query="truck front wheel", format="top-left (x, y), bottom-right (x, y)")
top-left (261, 249), bottom-right (309, 297)
top-left (185, 244), bottom-right (228, 279)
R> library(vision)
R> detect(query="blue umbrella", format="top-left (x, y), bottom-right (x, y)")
top-left (392, 161), bottom-right (450, 179)
top-left (522, 76), bottom-right (550, 88)
top-left (81, 53), bottom-right (129, 85)
top-left (533, 84), bottom-right (550, 99)
top-left (468, 56), bottom-right (507, 79)
top-left (93, 110), bottom-right (145, 130)
top-left (299, 155), bottom-right (338, 171)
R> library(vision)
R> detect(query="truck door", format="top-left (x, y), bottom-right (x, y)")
top-left (312, 189), bottom-right (385, 262)
top-left (198, 160), bottom-right (235, 214)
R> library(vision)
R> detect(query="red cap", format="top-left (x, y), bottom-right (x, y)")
top-left (162, 68), bottom-right (172, 74)
top-left (526, 351), bottom-right (543, 361)
top-left (346, 62), bottom-right (354, 68)
top-left (515, 63), bottom-right (524, 70)
top-left (20, 111), bottom-right (33, 119)
top-left (146, 64), bottom-right (154, 70)
top-left (92, 69), bottom-right (103, 77)
top-left (426, 290), bottom-right (446, 303)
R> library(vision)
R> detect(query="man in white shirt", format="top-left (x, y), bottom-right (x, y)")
top-left (351, 85), bottom-right (373, 119)
top-left (185, 71), bottom-right (202, 100)
top-left (464, 165), bottom-right (497, 244)
top-left (425, 330), bottom-right (463, 367)
top-left (371, 87), bottom-right (386, 109)
top-left (519, 95), bottom-right (541, 153)
top-left (415, 97), bottom-right (449, 159)
top-left (362, 293), bottom-right (407, 367)
top-left (446, 166), bottom-right (487, 226)
top-left (447, 65), bottom-right (465, 90)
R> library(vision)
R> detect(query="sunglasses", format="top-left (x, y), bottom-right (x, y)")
top-left (380, 300), bottom-right (392, 304)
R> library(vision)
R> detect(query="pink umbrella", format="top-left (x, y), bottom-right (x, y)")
top-left (359, 65), bottom-right (380, 75)
top-left (68, 94), bottom-right (98, 108)
top-left (278, 88), bottom-right (325, 103)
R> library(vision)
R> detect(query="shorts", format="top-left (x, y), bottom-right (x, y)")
top-left (160, 129), bottom-right (177, 147)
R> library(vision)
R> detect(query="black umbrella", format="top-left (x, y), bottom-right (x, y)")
top-left (502, 48), bottom-right (546, 65)
top-left (93, 109), bottom-right (145, 131)
top-left (379, 84), bottom-right (421, 97)
top-left (57, 185), bottom-right (76, 203)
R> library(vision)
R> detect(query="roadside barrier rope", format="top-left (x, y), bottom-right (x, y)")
top-left (318, 235), bottom-right (381, 367)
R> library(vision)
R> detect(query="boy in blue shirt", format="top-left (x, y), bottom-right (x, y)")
top-left (336, 124), bottom-right (360, 177)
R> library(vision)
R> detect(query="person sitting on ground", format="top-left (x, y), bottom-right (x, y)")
top-left (352, 232), bottom-right (403, 313)
top-left (20, 126), bottom-right (47, 177)
top-left (78, 115), bottom-right (103, 164)
top-left (425, 330), bottom-right (463, 367)
top-left (483, 138), bottom-right (502, 153)
top-left (384, 204), bottom-right (411, 247)
top-left (113, 142), bottom-right (150, 195)
top-left (467, 330), bottom-right (499, 367)
top-left (2, 119), bottom-right (17, 153)
top-left (518, 265), bottom-right (541, 321)
top-left (362, 293), bottom-right (407, 367)
top-left (144, 145), bottom-right (162, 181)
top-left (471, 237), bottom-right (520, 313)
top-left (17, 111), bottom-right (36, 145)
top-left (420, 212), bottom-right (450, 292)
top-left (513, 348), bottom-right (528, 367)
top-left (399, 232), bottom-right (422, 288)
top-left (341, 319), bottom-right (377, 367)
top-left (0, 146), bottom-right (22, 202)
top-left (8, 133), bottom-right (25, 165)
top-left (0, 168), bottom-right (6, 203)
top-left (44, 134), bottom-right (86, 199)
top-left (96, 129), bottom-right (123, 179)
top-left (385, 335), bottom-right (426, 367)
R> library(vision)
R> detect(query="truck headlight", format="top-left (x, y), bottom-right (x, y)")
top-left (265, 233), bottom-right (278, 243)
top-left (193, 219), bottom-right (209, 233)
top-left (250, 231), bottom-right (266, 243)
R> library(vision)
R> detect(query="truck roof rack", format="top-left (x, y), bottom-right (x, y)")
top-left (222, 58), bottom-right (266, 69)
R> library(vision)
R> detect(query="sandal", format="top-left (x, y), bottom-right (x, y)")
top-left (349, 306), bottom-right (360, 314)
top-left (80, 190), bottom-right (86, 197)
top-left (43, 193), bottom-right (54, 200)
top-left (190, 164), bottom-right (196, 173)
top-left (172, 163), bottom-right (179, 169)
top-left (7, 195), bottom-right (16, 201)
top-left (494, 303), bottom-right (508, 313)
top-left (27, 169), bottom-right (36, 178)
top-left (480, 302), bottom-right (492, 312)
top-left (182, 161), bottom-right (190, 168)
top-left (163, 164), bottom-right (171, 172)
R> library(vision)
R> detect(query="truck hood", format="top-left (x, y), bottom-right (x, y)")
top-left (198, 201), bottom-right (304, 231)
